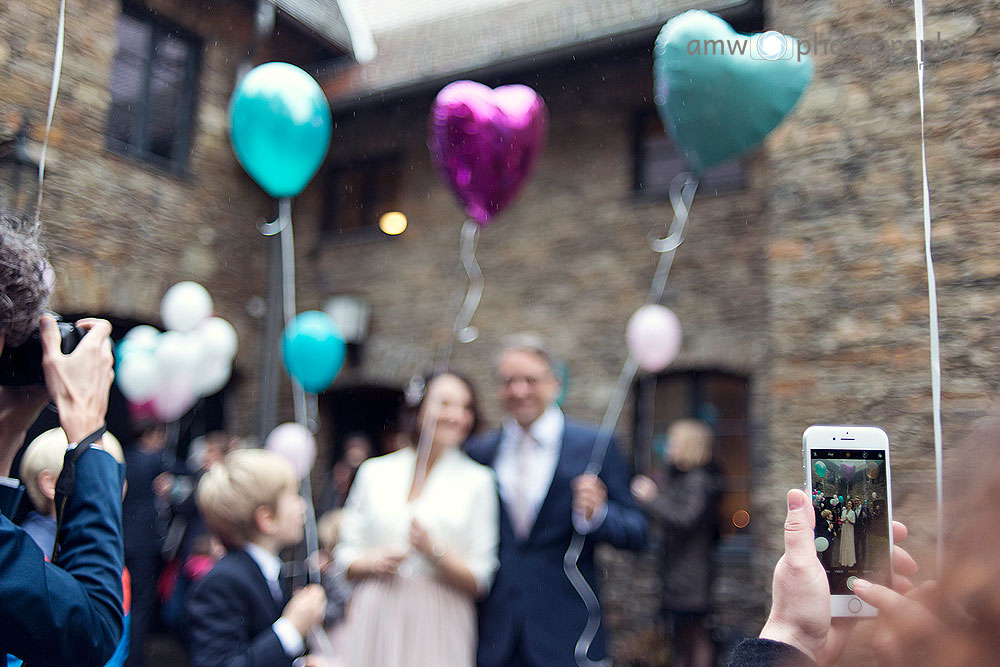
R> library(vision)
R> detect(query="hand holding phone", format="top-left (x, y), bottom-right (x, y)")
top-left (803, 425), bottom-right (894, 617)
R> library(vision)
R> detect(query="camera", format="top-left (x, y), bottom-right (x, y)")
top-left (0, 317), bottom-right (84, 386)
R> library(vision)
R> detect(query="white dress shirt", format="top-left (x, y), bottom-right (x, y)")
top-left (494, 406), bottom-right (606, 536)
top-left (244, 542), bottom-right (304, 657)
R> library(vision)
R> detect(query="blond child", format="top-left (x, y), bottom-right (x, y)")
top-left (185, 449), bottom-right (326, 667)
top-left (19, 428), bottom-right (124, 557)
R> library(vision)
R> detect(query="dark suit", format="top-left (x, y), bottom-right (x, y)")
top-left (0, 447), bottom-right (125, 666)
top-left (185, 548), bottom-right (294, 667)
top-left (465, 419), bottom-right (646, 667)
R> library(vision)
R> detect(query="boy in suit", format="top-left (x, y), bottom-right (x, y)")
top-left (465, 334), bottom-right (646, 666)
top-left (186, 449), bottom-right (327, 667)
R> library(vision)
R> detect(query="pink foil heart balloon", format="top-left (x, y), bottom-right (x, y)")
top-left (428, 81), bottom-right (547, 226)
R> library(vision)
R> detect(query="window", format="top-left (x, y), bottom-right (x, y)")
top-left (321, 155), bottom-right (402, 243)
top-left (107, 7), bottom-right (200, 173)
top-left (632, 110), bottom-right (747, 199)
top-left (634, 370), bottom-right (752, 544)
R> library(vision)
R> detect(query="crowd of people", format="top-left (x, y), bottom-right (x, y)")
top-left (2, 209), bottom-right (1000, 667)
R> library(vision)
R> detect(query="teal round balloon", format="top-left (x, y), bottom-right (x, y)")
top-left (814, 461), bottom-right (827, 478)
top-left (653, 11), bottom-right (813, 174)
top-left (229, 62), bottom-right (332, 198)
top-left (282, 311), bottom-right (346, 393)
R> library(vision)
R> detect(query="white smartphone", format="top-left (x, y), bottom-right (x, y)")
top-left (803, 425), bottom-right (893, 617)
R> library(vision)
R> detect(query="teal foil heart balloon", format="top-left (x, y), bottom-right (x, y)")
top-left (653, 11), bottom-right (812, 174)
top-left (229, 62), bottom-right (333, 198)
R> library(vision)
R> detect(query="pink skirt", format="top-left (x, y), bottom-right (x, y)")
top-left (343, 573), bottom-right (476, 667)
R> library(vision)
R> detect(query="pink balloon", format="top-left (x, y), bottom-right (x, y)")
top-left (151, 377), bottom-right (197, 422)
top-left (626, 305), bottom-right (683, 373)
top-left (264, 422), bottom-right (316, 480)
top-left (428, 80), bottom-right (547, 226)
top-left (128, 399), bottom-right (157, 423)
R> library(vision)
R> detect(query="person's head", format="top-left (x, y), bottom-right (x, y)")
top-left (20, 427), bottom-right (124, 516)
top-left (406, 371), bottom-right (481, 451)
top-left (0, 213), bottom-right (50, 352)
top-left (821, 509), bottom-right (833, 522)
top-left (496, 333), bottom-right (561, 428)
top-left (342, 432), bottom-right (373, 468)
top-left (666, 419), bottom-right (714, 471)
top-left (189, 430), bottom-right (240, 470)
top-left (133, 422), bottom-right (166, 453)
top-left (196, 449), bottom-right (302, 551)
top-left (846, 499), bottom-right (853, 510)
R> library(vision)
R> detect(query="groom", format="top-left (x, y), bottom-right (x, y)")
top-left (466, 333), bottom-right (646, 667)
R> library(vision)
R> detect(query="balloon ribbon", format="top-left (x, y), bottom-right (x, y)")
top-left (565, 172), bottom-right (698, 667)
top-left (912, 0), bottom-right (943, 575)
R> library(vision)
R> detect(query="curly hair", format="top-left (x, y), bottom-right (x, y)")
top-left (0, 213), bottom-right (50, 346)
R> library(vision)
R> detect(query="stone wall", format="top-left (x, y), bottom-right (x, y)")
top-left (0, 0), bottom-right (282, 432)
top-left (760, 0), bottom-right (998, 661)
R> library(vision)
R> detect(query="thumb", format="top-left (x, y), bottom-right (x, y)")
top-left (38, 314), bottom-right (62, 358)
top-left (783, 489), bottom-right (818, 568)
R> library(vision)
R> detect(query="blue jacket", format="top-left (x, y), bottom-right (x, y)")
top-left (0, 447), bottom-right (125, 666)
top-left (185, 548), bottom-right (294, 667)
top-left (465, 420), bottom-right (646, 667)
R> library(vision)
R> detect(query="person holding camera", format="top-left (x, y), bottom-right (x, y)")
top-left (0, 214), bottom-right (123, 665)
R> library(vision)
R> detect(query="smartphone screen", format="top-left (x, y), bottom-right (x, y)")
top-left (809, 448), bottom-right (891, 594)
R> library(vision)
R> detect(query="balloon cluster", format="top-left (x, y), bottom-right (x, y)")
top-left (116, 282), bottom-right (238, 422)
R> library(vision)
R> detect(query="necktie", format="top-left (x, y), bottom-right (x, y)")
top-left (511, 432), bottom-right (535, 539)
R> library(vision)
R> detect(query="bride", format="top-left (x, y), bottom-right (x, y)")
top-left (335, 372), bottom-right (499, 667)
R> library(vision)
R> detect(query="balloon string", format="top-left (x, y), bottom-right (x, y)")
top-left (566, 172), bottom-right (698, 667)
top-left (912, 0), bottom-right (943, 576)
top-left (434, 219), bottom-right (483, 373)
top-left (32, 0), bottom-right (66, 232)
top-left (275, 197), bottom-right (322, 585)
top-left (454, 220), bottom-right (483, 343)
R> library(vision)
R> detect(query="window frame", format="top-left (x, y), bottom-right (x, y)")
top-left (631, 109), bottom-right (748, 201)
top-left (319, 153), bottom-right (403, 246)
top-left (105, 5), bottom-right (201, 176)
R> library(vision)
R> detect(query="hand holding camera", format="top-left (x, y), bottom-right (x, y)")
top-left (39, 314), bottom-right (114, 444)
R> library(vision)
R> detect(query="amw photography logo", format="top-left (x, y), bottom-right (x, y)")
top-left (686, 30), bottom-right (966, 63)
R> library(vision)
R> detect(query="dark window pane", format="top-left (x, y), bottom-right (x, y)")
top-left (323, 156), bottom-right (402, 242)
top-left (108, 15), bottom-right (150, 147)
top-left (107, 10), bottom-right (197, 170)
top-left (634, 111), bottom-right (747, 197)
top-left (148, 35), bottom-right (189, 159)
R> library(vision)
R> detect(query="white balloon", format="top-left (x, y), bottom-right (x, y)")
top-left (195, 358), bottom-right (232, 397)
top-left (152, 375), bottom-right (198, 423)
top-left (264, 422), bottom-right (316, 480)
top-left (125, 325), bottom-right (161, 348)
top-left (116, 352), bottom-right (159, 402)
top-left (161, 281), bottom-right (213, 333)
top-left (197, 317), bottom-right (238, 362)
top-left (154, 331), bottom-right (205, 398)
top-left (815, 537), bottom-right (830, 553)
top-left (626, 304), bottom-right (683, 373)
